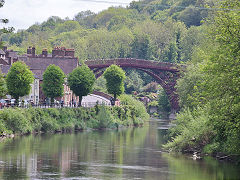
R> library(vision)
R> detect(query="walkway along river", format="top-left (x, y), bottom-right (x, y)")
top-left (0, 119), bottom-right (239, 179)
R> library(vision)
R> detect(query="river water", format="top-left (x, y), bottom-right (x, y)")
top-left (0, 119), bottom-right (239, 180)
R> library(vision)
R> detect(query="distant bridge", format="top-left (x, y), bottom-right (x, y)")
top-left (85, 58), bottom-right (183, 112)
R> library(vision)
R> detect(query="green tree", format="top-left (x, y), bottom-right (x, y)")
top-left (42, 64), bottom-right (65, 105)
top-left (0, 0), bottom-right (14, 48)
top-left (162, 42), bottom-right (178, 63)
top-left (158, 89), bottom-right (171, 114)
top-left (167, 0), bottom-right (240, 154)
top-left (55, 20), bottom-right (81, 34)
top-left (131, 33), bottom-right (151, 59)
top-left (67, 65), bottom-right (96, 106)
top-left (103, 65), bottom-right (126, 102)
top-left (0, 69), bottom-right (7, 98)
top-left (74, 10), bottom-right (95, 28)
top-left (6, 61), bottom-right (34, 104)
top-left (124, 70), bottom-right (143, 94)
top-left (199, 0), bottom-right (240, 153)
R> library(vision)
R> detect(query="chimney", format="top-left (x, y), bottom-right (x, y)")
top-left (65, 49), bottom-right (75, 58)
top-left (52, 47), bottom-right (60, 57)
top-left (32, 47), bottom-right (36, 57)
top-left (42, 48), bottom-right (48, 57)
top-left (52, 47), bottom-right (65, 57)
top-left (27, 47), bottom-right (32, 55)
top-left (59, 47), bottom-right (66, 57)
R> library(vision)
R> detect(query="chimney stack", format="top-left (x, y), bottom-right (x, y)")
top-left (65, 49), bottom-right (75, 58)
top-left (27, 47), bottom-right (32, 55)
top-left (32, 47), bottom-right (35, 57)
top-left (42, 48), bottom-right (48, 57)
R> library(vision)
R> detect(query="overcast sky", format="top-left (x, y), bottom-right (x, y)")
top-left (0, 0), bottom-right (133, 31)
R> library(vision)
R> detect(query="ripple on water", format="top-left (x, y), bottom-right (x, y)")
top-left (73, 162), bottom-right (180, 175)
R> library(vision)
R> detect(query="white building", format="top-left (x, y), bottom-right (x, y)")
top-left (21, 77), bottom-right (40, 105)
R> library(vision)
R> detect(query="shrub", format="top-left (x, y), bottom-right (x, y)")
top-left (163, 105), bottom-right (215, 153)
top-left (119, 94), bottom-right (149, 124)
top-left (96, 106), bottom-right (114, 129)
top-left (1, 108), bottom-right (32, 134)
top-left (0, 100), bottom-right (149, 136)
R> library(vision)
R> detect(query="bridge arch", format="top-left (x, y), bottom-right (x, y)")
top-left (85, 58), bottom-right (182, 112)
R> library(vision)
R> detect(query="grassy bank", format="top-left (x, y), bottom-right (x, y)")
top-left (0, 95), bottom-right (149, 136)
top-left (163, 105), bottom-right (240, 162)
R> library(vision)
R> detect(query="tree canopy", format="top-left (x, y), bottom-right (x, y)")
top-left (67, 65), bottom-right (96, 106)
top-left (0, 0), bottom-right (14, 48)
top-left (103, 65), bottom-right (126, 101)
top-left (6, 61), bottom-right (34, 102)
top-left (0, 69), bottom-right (7, 98)
top-left (164, 0), bottom-right (240, 155)
top-left (42, 64), bottom-right (65, 104)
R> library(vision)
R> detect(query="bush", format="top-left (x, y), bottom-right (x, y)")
top-left (163, 106), bottom-right (215, 153)
top-left (0, 100), bottom-right (149, 137)
top-left (0, 108), bottom-right (32, 134)
top-left (96, 106), bottom-right (114, 129)
top-left (119, 94), bottom-right (149, 124)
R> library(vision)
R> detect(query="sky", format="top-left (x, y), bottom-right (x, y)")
top-left (0, 0), bottom-right (133, 31)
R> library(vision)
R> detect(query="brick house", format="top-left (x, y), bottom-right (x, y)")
top-left (18, 47), bottom-right (79, 105)
top-left (0, 47), bottom-right (18, 65)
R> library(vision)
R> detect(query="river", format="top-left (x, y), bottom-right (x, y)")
top-left (0, 119), bottom-right (239, 180)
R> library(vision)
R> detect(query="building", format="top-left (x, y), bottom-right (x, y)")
top-left (0, 47), bottom-right (18, 65)
top-left (18, 47), bottom-right (79, 105)
top-left (20, 77), bottom-right (40, 105)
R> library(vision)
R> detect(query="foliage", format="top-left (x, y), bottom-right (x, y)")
top-left (0, 69), bottom-right (7, 98)
top-left (158, 89), bottom-right (171, 115)
top-left (93, 76), bottom-right (107, 93)
top-left (124, 70), bottom-right (143, 94)
top-left (176, 64), bottom-right (205, 109)
top-left (103, 65), bottom-right (126, 100)
top-left (67, 65), bottom-right (96, 106)
top-left (141, 82), bottom-right (159, 93)
top-left (148, 100), bottom-right (158, 107)
top-left (0, 102), bottom-right (148, 136)
top-left (119, 94), bottom-right (150, 124)
top-left (0, 108), bottom-right (33, 134)
top-left (165, 0), bottom-right (240, 155)
top-left (0, 0), bottom-right (14, 47)
top-left (42, 64), bottom-right (65, 104)
top-left (96, 105), bottom-right (113, 129)
top-left (54, 20), bottom-right (81, 34)
top-left (200, 0), bottom-right (240, 154)
top-left (4, 0), bottom-right (204, 64)
top-left (131, 32), bottom-right (152, 59)
top-left (163, 106), bottom-right (214, 153)
top-left (6, 61), bottom-right (34, 102)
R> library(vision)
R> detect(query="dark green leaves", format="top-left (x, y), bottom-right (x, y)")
top-left (67, 65), bottom-right (96, 105)
top-left (42, 64), bottom-right (65, 100)
top-left (103, 65), bottom-right (126, 99)
top-left (6, 61), bottom-right (34, 100)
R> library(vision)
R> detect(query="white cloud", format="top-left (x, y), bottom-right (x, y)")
top-left (0, 0), bottom-right (132, 30)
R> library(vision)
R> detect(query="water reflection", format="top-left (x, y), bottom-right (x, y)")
top-left (0, 119), bottom-right (239, 179)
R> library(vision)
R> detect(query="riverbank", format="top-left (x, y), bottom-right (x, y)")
top-left (0, 96), bottom-right (149, 139)
top-left (162, 107), bottom-right (240, 164)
